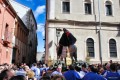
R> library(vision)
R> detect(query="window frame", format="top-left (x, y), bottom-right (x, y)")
top-left (84, 0), bottom-right (92, 15)
top-left (109, 39), bottom-right (117, 58)
top-left (105, 1), bottom-right (113, 16)
top-left (86, 38), bottom-right (95, 58)
top-left (62, 1), bottom-right (70, 13)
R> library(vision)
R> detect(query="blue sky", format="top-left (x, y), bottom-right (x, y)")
top-left (15, 0), bottom-right (46, 52)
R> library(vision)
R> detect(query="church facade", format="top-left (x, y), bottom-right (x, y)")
top-left (45, 0), bottom-right (120, 64)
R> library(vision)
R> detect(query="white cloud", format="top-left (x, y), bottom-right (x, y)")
top-left (37, 23), bottom-right (45, 36)
top-left (34, 5), bottom-right (45, 18)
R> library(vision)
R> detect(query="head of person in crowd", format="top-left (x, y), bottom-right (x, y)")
top-left (105, 63), bottom-right (110, 71)
top-left (98, 63), bottom-right (102, 68)
top-left (18, 63), bottom-right (24, 71)
top-left (68, 65), bottom-right (75, 70)
top-left (52, 66), bottom-right (58, 72)
top-left (57, 65), bottom-right (62, 73)
top-left (88, 65), bottom-right (98, 73)
top-left (81, 63), bottom-right (87, 71)
top-left (46, 64), bottom-right (48, 67)
top-left (32, 63), bottom-right (37, 67)
top-left (39, 64), bottom-right (43, 68)
top-left (62, 66), bottom-right (68, 72)
top-left (109, 60), bottom-right (113, 64)
top-left (41, 69), bottom-right (46, 76)
top-left (98, 67), bottom-right (104, 75)
top-left (43, 64), bottom-right (46, 68)
top-left (3, 63), bottom-right (9, 70)
top-left (11, 64), bottom-right (18, 71)
top-left (40, 72), bottom-right (51, 80)
top-left (51, 65), bottom-right (63, 78)
top-left (24, 66), bottom-right (35, 79)
top-left (75, 65), bottom-right (81, 72)
top-left (23, 66), bottom-right (29, 72)
top-left (51, 75), bottom-right (65, 80)
top-left (110, 63), bottom-right (117, 72)
top-left (9, 75), bottom-right (26, 80)
top-left (0, 69), bottom-right (14, 80)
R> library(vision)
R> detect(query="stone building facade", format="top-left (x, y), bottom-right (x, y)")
top-left (45, 0), bottom-right (120, 64)
top-left (12, 17), bottom-right (29, 64)
top-left (0, 0), bottom-right (37, 64)
top-left (10, 0), bottom-right (37, 64)
top-left (0, 0), bottom-right (29, 64)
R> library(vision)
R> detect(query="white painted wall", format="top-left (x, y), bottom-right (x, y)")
top-left (46, 0), bottom-right (120, 63)
top-left (52, 0), bottom-right (120, 22)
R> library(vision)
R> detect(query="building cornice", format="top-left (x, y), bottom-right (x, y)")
top-left (0, 0), bottom-right (17, 18)
top-left (46, 19), bottom-right (120, 26)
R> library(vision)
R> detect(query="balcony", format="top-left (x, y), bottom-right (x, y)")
top-left (2, 31), bottom-right (12, 46)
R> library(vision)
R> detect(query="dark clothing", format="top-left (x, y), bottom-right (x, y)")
top-left (57, 45), bottom-right (63, 57)
top-left (59, 30), bottom-right (76, 46)
top-left (58, 28), bottom-right (77, 58)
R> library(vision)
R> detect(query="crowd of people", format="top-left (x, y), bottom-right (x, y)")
top-left (0, 60), bottom-right (120, 80)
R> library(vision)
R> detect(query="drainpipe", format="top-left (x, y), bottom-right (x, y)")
top-left (98, 0), bottom-right (102, 65)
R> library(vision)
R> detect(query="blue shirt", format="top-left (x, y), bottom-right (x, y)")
top-left (83, 72), bottom-right (106, 80)
top-left (15, 70), bottom-right (26, 77)
top-left (105, 71), bottom-right (120, 80)
top-left (64, 70), bottom-right (81, 80)
top-left (31, 66), bottom-right (40, 77)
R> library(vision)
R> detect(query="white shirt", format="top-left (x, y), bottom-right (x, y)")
top-left (79, 71), bottom-right (86, 79)
top-left (51, 71), bottom-right (62, 76)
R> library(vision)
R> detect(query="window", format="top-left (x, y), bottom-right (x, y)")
top-left (84, 0), bottom-right (92, 14)
top-left (119, 0), bottom-right (120, 7)
top-left (12, 48), bottom-right (17, 63)
top-left (4, 24), bottom-right (9, 40)
top-left (109, 39), bottom-right (117, 57)
top-left (62, 1), bottom-right (70, 13)
top-left (86, 38), bottom-right (94, 57)
top-left (105, 1), bottom-right (112, 16)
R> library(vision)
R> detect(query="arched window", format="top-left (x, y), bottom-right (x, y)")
top-left (109, 39), bottom-right (117, 57)
top-left (105, 1), bottom-right (112, 16)
top-left (84, 0), bottom-right (92, 14)
top-left (86, 38), bottom-right (94, 57)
